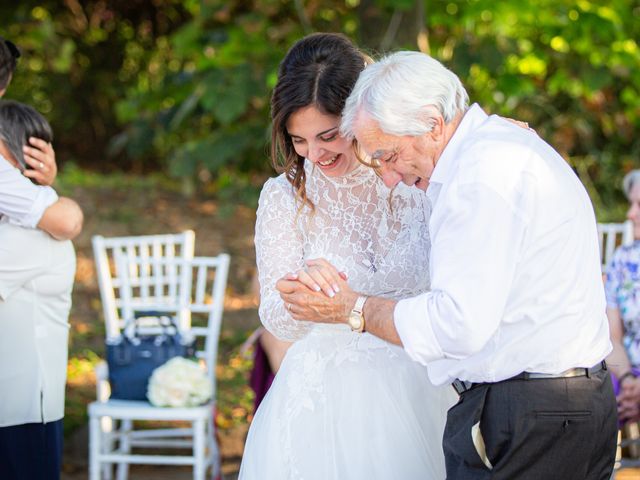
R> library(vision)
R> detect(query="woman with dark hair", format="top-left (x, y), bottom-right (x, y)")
top-left (0, 100), bottom-right (76, 480)
top-left (239, 33), bottom-right (456, 479)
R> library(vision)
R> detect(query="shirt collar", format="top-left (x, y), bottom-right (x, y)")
top-left (428, 103), bottom-right (488, 186)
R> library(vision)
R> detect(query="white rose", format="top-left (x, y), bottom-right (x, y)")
top-left (147, 357), bottom-right (213, 407)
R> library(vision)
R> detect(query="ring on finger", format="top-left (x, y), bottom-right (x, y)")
top-left (39, 161), bottom-right (45, 169)
top-left (287, 303), bottom-right (292, 312)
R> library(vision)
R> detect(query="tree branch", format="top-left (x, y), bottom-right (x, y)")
top-left (294, 0), bottom-right (313, 34)
top-left (380, 9), bottom-right (403, 52)
top-left (416, 0), bottom-right (430, 54)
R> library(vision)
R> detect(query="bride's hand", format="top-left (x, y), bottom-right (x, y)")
top-left (276, 272), bottom-right (356, 325)
top-left (283, 258), bottom-right (347, 298)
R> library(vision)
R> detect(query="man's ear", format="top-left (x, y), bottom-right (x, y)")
top-left (0, 87), bottom-right (5, 97)
top-left (421, 105), bottom-right (445, 140)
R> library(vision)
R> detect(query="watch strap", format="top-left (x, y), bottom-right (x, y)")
top-left (353, 295), bottom-right (367, 315)
top-left (350, 295), bottom-right (368, 333)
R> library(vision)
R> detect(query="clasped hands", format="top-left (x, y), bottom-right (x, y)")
top-left (276, 258), bottom-right (359, 325)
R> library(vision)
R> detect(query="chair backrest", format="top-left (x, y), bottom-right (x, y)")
top-left (92, 231), bottom-right (196, 340)
top-left (597, 221), bottom-right (634, 270)
top-left (115, 254), bottom-right (231, 388)
top-left (183, 255), bottom-right (230, 387)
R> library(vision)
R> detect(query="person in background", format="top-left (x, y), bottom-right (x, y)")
top-left (0, 35), bottom-right (82, 240)
top-left (605, 169), bottom-right (640, 424)
top-left (0, 100), bottom-right (77, 480)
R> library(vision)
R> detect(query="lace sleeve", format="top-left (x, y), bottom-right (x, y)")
top-left (255, 177), bottom-right (312, 341)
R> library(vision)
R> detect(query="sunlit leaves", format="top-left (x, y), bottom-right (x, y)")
top-left (2, 0), bottom-right (638, 210)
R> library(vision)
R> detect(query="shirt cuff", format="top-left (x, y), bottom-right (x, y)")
top-left (8, 186), bottom-right (59, 228)
top-left (394, 294), bottom-right (444, 366)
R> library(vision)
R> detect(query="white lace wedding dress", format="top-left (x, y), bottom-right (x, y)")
top-left (239, 163), bottom-right (456, 479)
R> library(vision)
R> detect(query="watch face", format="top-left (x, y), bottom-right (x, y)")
top-left (348, 312), bottom-right (363, 330)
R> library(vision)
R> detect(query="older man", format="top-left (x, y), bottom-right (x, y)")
top-left (280, 51), bottom-right (617, 479)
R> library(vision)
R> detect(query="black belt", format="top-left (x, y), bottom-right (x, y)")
top-left (452, 361), bottom-right (607, 395)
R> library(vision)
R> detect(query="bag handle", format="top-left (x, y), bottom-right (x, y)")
top-left (123, 310), bottom-right (179, 339)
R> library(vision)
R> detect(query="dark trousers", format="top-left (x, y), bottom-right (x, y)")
top-left (443, 369), bottom-right (617, 479)
top-left (0, 419), bottom-right (63, 480)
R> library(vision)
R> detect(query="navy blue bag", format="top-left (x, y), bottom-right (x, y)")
top-left (106, 311), bottom-right (195, 401)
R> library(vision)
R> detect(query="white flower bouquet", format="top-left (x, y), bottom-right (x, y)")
top-left (147, 357), bottom-right (213, 407)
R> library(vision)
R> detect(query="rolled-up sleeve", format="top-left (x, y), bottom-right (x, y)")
top-left (0, 157), bottom-right (58, 228)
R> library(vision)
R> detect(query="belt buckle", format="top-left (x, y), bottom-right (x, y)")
top-left (452, 379), bottom-right (472, 395)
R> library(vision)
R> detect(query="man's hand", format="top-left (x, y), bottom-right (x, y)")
top-left (277, 258), bottom-right (358, 325)
top-left (22, 137), bottom-right (57, 186)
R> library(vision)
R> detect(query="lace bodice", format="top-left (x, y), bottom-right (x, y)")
top-left (255, 162), bottom-right (431, 341)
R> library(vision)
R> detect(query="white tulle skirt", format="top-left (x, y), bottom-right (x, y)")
top-left (239, 324), bottom-right (457, 480)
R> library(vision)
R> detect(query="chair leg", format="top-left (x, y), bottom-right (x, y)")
top-left (208, 416), bottom-right (221, 479)
top-left (116, 419), bottom-right (132, 480)
top-left (102, 417), bottom-right (115, 480)
top-left (627, 422), bottom-right (640, 458)
top-left (89, 414), bottom-right (101, 480)
top-left (193, 418), bottom-right (206, 480)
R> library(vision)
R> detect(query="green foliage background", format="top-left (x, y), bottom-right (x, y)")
top-left (2, 0), bottom-right (639, 218)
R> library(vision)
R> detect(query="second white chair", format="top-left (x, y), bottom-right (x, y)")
top-left (89, 232), bottom-right (230, 480)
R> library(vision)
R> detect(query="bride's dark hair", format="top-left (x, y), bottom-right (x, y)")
top-left (270, 33), bottom-right (371, 210)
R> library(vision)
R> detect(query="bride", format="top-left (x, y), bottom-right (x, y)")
top-left (239, 33), bottom-right (456, 479)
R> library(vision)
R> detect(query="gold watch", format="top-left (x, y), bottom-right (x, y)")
top-left (348, 295), bottom-right (368, 333)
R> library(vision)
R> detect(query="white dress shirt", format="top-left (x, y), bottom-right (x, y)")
top-left (0, 221), bottom-right (75, 426)
top-left (0, 155), bottom-right (58, 228)
top-left (394, 104), bottom-right (611, 386)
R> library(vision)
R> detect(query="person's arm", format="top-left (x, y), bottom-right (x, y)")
top-left (283, 182), bottom-right (527, 365)
top-left (259, 330), bottom-right (291, 373)
top-left (0, 156), bottom-right (58, 226)
top-left (606, 307), bottom-right (633, 378)
top-left (255, 178), bottom-right (312, 341)
top-left (0, 155), bottom-right (81, 239)
top-left (37, 196), bottom-right (83, 241)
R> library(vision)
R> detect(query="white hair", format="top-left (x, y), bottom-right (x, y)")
top-left (623, 169), bottom-right (640, 200)
top-left (341, 51), bottom-right (469, 138)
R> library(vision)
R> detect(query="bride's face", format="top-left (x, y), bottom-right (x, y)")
top-left (286, 105), bottom-right (359, 178)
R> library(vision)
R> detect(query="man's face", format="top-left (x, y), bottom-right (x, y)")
top-left (353, 114), bottom-right (438, 191)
